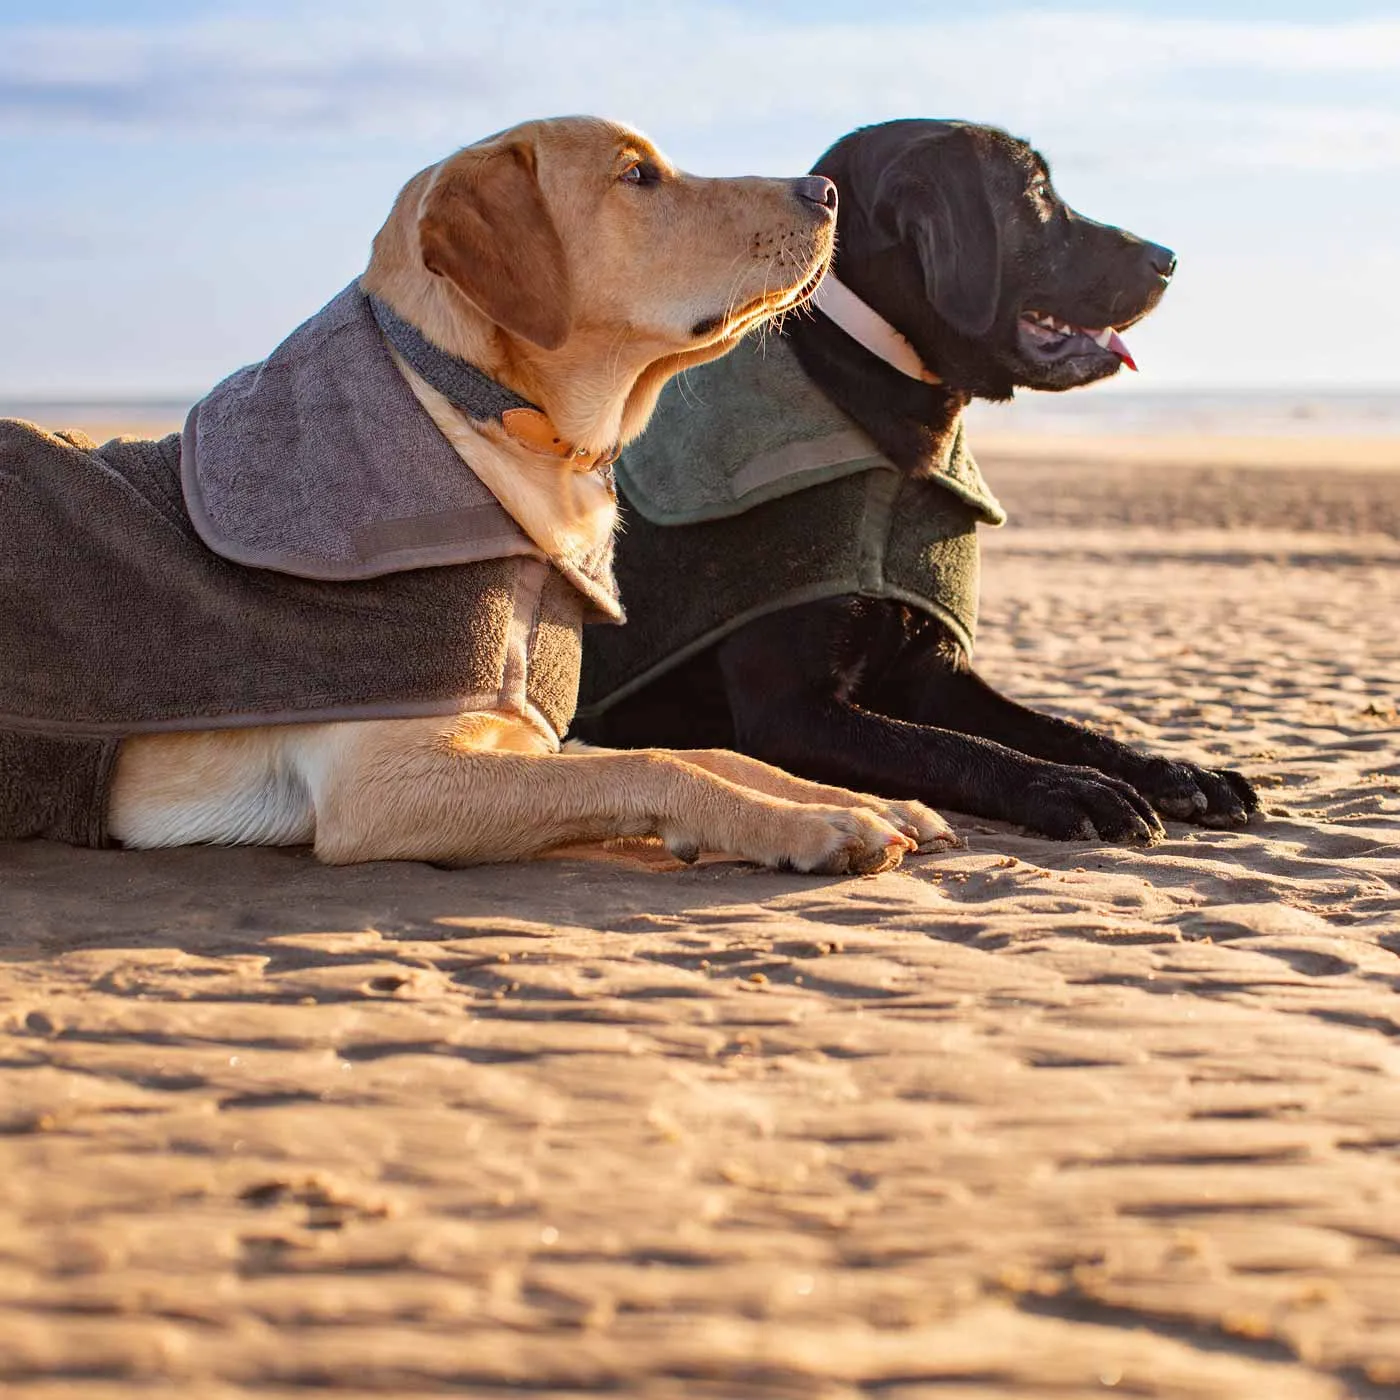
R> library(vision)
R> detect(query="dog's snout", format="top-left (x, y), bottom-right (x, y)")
top-left (793, 176), bottom-right (838, 214)
top-left (1146, 243), bottom-right (1176, 280)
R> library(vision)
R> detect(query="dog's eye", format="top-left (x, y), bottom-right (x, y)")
top-left (620, 160), bottom-right (661, 187)
top-left (1031, 179), bottom-right (1051, 201)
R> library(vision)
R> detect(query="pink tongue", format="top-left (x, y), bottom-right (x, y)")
top-left (1107, 330), bottom-right (1137, 372)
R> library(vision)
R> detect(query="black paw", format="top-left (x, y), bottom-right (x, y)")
top-left (1016, 765), bottom-right (1166, 844)
top-left (1127, 756), bottom-right (1260, 828)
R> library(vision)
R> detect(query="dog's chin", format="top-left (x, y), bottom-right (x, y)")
top-left (689, 245), bottom-right (833, 344)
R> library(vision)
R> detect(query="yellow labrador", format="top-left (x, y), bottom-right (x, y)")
top-left (62, 118), bottom-right (951, 871)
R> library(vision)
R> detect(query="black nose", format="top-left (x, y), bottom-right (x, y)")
top-left (793, 175), bottom-right (837, 213)
top-left (1147, 242), bottom-right (1176, 279)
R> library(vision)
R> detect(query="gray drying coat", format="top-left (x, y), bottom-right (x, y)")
top-left (0, 284), bottom-right (619, 847)
top-left (576, 335), bottom-right (1004, 718)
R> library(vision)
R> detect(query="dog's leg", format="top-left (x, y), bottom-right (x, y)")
top-left (879, 639), bottom-right (1259, 829)
top-left (731, 688), bottom-right (1163, 844)
top-left (713, 605), bottom-right (1165, 843)
top-left (567, 740), bottom-right (958, 850)
top-left (307, 719), bottom-right (914, 871)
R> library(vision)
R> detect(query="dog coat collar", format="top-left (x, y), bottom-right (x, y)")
top-left (369, 295), bottom-right (619, 473)
top-left (810, 273), bottom-right (942, 386)
top-left (614, 334), bottom-right (1003, 528)
top-left (179, 283), bottom-right (621, 619)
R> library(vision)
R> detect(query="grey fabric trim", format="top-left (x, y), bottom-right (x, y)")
top-left (856, 470), bottom-right (900, 593)
top-left (574, 580), bottom-right (975, 720)
top-left (351, 505), bottom-right (543, 565)
top-left (0, 694), bottom-right (513, 739)
top-left (617, 453), bottom-right (888, 527)
top-left (87, 737), bottom-right (121, 848)
top-left (540, 548), bottom-right (626, 626)
top-left (730, 429), bottom-right (882, 499)
top-left (368, 293), bottom-right (538, 426)
top-left (521, 700), bottom-right (563, 750)
top-left (501, 559), bottom-right (550, 715)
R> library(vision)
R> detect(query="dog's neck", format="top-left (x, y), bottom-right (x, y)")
top-left (790, 282), bottom-right (969, 477)
top-left (392, 351), bottom-right (618, 578)
top-left (360, 216), bottom-right (626, 572)
top-left (369, 294), bottom-right (618, 472)
top-left (360, 283), bottom-right (745, 579)
top-left (810, 275), bottom-right (942, 387)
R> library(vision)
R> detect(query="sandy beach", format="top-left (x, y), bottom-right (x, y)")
top-left (2, 429), bottom-right (1398, 1398)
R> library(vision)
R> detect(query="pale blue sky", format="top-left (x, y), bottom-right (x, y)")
top-left (2, 1), bottom-right (1397, 396)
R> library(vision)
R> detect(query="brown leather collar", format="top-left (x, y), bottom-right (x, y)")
top-left (501, 406), bottom-right (620, 474)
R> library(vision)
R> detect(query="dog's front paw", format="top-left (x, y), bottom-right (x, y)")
top-left (1018, 765), bottom-right (1166, 844)
top-left (1129, 757), bottom-right (1260, 828)
top-left (778, 805), bottom-right (915, 875)
top-left (869, 797), bottom-right (961, 851)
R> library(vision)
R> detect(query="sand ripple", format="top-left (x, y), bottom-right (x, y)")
top-left (2, 452), bottom-right (1398, 1396)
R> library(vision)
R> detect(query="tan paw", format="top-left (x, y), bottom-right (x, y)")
top-left (779, 805), bottom-right (914, 876)
top-left (869, 798), bottom-right (961, 851)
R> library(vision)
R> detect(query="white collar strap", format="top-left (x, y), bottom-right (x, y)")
top-left (809, 272), bottom-right (942, 385)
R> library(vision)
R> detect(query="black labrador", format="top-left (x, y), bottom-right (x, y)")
top-left (578, 120), bottom-right (1258, 843)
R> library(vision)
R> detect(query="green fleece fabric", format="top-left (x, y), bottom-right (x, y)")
top-left (578, 337), bottom-right (1004, 718)
top-left (616, 335), bottom-right (1004, 527)
top-left (0, 422), bottom-right (587, 847)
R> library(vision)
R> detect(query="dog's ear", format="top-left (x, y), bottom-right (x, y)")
top-left (875, 128), bottom-right (1002, 340)
top-left (418, 142), bottom-right (573, 351)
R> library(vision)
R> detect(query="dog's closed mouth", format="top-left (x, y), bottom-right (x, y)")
top-left (1019, 310), bottom-right (1137, 371)
top-left (699, 255), bottom-right (833, 342)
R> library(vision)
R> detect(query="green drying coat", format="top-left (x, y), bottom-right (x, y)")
top-left (576, 336), bottom-right (1005, 718)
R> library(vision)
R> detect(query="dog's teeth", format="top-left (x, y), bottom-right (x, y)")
top-left (1091, 327), bottom-right (1113, 348)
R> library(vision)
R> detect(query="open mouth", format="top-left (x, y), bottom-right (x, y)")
top-left (1018, 310), bottom-right (1137, 372)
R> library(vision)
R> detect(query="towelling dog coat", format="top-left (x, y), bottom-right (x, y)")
top-left (0, 284), bottom-right (620, 847)
top-left (576, 335), bottom-right (1004, 718)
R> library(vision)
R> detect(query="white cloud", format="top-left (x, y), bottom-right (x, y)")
top-left (2, 6), bottom-right (1398, 174)
top-left (2, 3), bottom-right (1397, 391)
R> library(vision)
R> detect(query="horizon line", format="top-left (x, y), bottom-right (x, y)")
top-left (4, 385), bottom-right (1399, 406)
